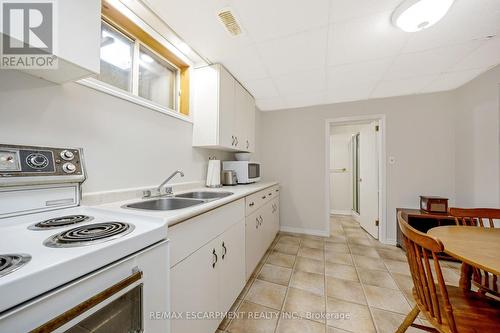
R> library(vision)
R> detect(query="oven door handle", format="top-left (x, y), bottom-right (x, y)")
top-left (29, 270), bottom-right (143, 333)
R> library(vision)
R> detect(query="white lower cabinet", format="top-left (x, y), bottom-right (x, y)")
top-left (245, 186), bottom-right (280, 280)
top-left (218, 221), bottom-right (246, 312)
top-left (170, 218), bottom-right (245, 333)
top-left (170, 237), bottom-right (220, 333)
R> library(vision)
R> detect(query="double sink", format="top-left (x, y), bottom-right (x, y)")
top-left (125, 191), bottom-right (233, 211)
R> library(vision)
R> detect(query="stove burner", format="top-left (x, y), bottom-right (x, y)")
top-left (29, 215), bottom-right (94, 230)
top-left (0, 254), bottom-right (31, 278)
top-left (44, 222), bottom-right (134, 248)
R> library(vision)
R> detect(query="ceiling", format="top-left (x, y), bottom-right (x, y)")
top-left (141, 0), bottom-right (500, 111)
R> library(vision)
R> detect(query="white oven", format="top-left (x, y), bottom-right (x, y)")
top-left (222, 161), bottom-right (261, 184)
top-left (0, 240), bottom-right (170, 333)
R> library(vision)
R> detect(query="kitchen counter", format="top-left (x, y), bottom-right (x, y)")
top-left (92, 181), bottom-right (279, 227)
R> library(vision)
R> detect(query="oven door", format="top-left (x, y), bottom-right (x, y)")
top-left (0, 241), bottom-right (169, 333)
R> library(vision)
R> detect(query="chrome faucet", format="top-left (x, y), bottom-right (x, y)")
top-left (158, 170), bottom-right (184, 195)
top-left (143, 170), bottom-right (184, 198)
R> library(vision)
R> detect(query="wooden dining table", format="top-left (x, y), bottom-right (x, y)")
top-left (428, 226), bottom-right (500, 290)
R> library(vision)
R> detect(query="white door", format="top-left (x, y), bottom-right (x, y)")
top-left (219, 220), bottom-right (246, 312)
top-left (359, 121), bottom-right (380, 239)
top-left (170, 238), bottom-right (220, 333)
top-left (330, 132), bottom-right (353, 214)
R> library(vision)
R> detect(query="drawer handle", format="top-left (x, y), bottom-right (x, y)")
top-left (268, 193), bottom-right (272, 196)
top-left (259, 216), bottom-right (263, 225)
top-left (212, 249), bottom-right (218, 268)
top-left (262, 195), bottom-right (266, 199)
top-left (249, 202), bottom-right (255, 207)
top-left (256, 218), bottom-right (259, 229)
top-left (222, 242), bottom-right (227, 260)
top-left (275, 189), bottom-right (279, 192)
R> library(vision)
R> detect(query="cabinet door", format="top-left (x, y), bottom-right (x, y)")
top-left (218, 66), bottom-right (236, 149)
top-left (170, 238), bottom-right (220, 333)
top-left (260, 201), bottom-right (276, 250)
top-left (272, 198), bottom-right (280, 237)
top-left (218, 220), bottom-right (246, 312)
top-left (245, 209), bottom-right (265, 280)
top-left (243, 89), bottom-right (255, 153)
top-left (233, 82), bottom-right (246, 151)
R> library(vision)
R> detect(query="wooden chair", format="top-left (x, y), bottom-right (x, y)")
top-left (396, 212), bottom-right (500, 333)
top-left (449, 208), bottom-right (499, 296)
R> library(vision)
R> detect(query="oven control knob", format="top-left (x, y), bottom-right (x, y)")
top-left (27, 154), bottom-right (49, 169)
top-left (62, 162), bottom-right (76, 173)
top-left (60, 150), bottom-right (74, 161)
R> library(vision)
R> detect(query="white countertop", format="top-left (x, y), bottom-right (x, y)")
top-left (92, 181), bottom-right (279, 227)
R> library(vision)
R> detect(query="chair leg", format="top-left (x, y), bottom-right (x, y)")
top-left (396, 305), bottom-right (420, 333)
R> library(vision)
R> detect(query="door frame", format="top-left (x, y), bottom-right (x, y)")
top-left (324, 114), bottom-right (388, 243)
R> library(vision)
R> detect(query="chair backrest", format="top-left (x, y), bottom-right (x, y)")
top-left (397, 212), bottom-right (458, 333)
top-left (449, 208), bottom-right (499, 295)
top-left (449, 208), bottom-right (500, 228)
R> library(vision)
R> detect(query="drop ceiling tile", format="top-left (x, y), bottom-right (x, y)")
top-left (257, 28), bottom-right (328, 77)
top-left (330, 0), bottom-right (401, 23)
top-left (403, 1), bottom-right (500, 53)
top-left (327, 58), bottom-right (394, 86)
top-left (326, 80), bottom-right (377, 104)
top-left (451, 36), bottom-right (500, 72)
top-left (243, 78), bottom-right (279, 99)
top-left (328, 11), bottom-right (409, 66)
top-left (371, 75), bottom-right (437, 99)
top-left (144, 0), bottom-right (253, 62)
top-left (273, 68), bottom-right (326, 95)
top-left (256, 97), bottom-right (287, 111)
top-left (218, 44), bottom-right (269, 81)
top-left (232, 0), bottom-right (330, 42)
top-left (421, 69), bottom-right (485, 93)
top-left (284, 91), bottom-right (327, 109)
top-left (383, 41), bottom-right (482, 80)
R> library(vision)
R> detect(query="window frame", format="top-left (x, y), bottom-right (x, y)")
top-left (78, 2), bottom-right (192, 122)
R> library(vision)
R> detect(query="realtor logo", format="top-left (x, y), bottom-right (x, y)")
top-left (1, 0), bottom-right (57, 69)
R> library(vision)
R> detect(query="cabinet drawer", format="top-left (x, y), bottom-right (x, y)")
top-left (245, 185), bottom-right (280, 216)
top-left (169, 199), bottom-right (245, 267)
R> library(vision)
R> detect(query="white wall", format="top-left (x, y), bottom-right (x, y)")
top-left (259, 92), bottom-right (456, 242)
top-left (453, 65), bottom-right (500, 207)
top-left (0, 70), bottom-right (230, 194)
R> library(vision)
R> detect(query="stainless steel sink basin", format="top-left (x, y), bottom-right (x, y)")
top-left (125, 198), bottom-right (205, 211)
top-left (174, 191), bottom-right (233, 200)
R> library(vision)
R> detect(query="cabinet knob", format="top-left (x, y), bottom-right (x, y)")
top-left (212, 249), bottom-right (218, 268)
top-left (249, 202), bottom-right (254, 207)
top-left (246, 140), bottom-right (249, 149)
top-left (261, 195), bottom-right (266, 199)
top-left (235, 137), bottom-right (239, 146)
top-left (231, 136), bottom-right (235, 146)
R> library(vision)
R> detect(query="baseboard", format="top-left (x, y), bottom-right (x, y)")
top-left (330, 210), bottom-right (351, 216)
top-left (280, 225), bottom-right (330, 237)
top-left (351, 212), bottom-right (361, 222)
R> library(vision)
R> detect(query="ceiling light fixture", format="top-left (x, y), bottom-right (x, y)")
top-left (392, 0), bottom-right (455, 32)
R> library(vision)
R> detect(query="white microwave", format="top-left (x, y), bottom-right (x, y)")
top-left (222, 161), bottom-right (261, 184)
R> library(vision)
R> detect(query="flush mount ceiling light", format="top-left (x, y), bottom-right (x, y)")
top-left (392, 0), bottom-right (455, 32)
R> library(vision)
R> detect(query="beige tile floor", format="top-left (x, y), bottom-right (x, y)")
top-left (216, 215), bottom-right (462, 333)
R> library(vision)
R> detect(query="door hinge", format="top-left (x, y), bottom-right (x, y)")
top-left (375, 219), bottom-right (379, 226)
top-left (375, 125), bottom-right (380, 132)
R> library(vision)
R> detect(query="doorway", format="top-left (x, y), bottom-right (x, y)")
top-left (325, 115), bottom-right (387, 242)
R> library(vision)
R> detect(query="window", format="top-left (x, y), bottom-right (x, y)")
top-left (94, 4), bottom-right (191, 117)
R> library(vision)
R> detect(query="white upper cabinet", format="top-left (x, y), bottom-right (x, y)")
top-left (1, 0), bottom-right (101, 83)
top-left (192, 64), bottom-right (256, 152)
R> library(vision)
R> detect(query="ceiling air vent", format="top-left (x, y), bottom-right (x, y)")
top-left (217, 8), bottom-right (243, 36)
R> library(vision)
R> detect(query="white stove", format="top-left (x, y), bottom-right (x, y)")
top-left (0, 144), bottom-right (170, 333)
